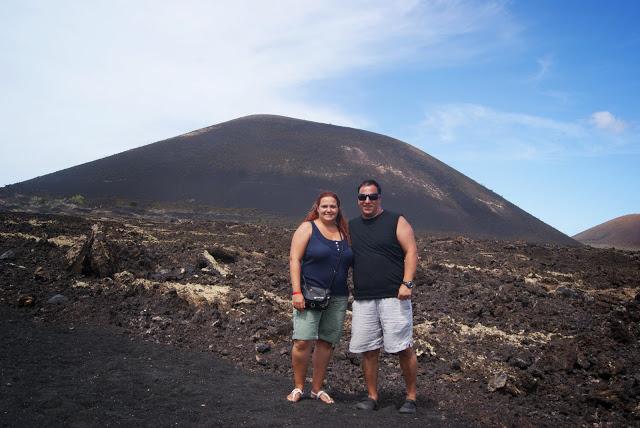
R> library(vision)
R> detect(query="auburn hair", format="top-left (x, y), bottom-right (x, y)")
top-left (303, 191), bottom-right (350, 242)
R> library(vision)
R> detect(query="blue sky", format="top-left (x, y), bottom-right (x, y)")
top-left (1, 1), bottom-right (638, 236)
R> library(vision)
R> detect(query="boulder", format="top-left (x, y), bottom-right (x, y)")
top-left (65, 224), bottom-right (114, 277)
top-left (255, 343), bottom-right (271, 354)
top-left (199, 250), bottom-right (232, 278)
top-left (47, 294), bottom-right (69, 305)
top-left (114, 271), bottom-right (135, 284)
top-left (487, 372), bottom-right (508, 392)
top-left (0, 249), bottom-right (16, 260)
top-left (33, 266), bottom-right (50, 282)
top-left (17, 295), bottom-right (35, 307)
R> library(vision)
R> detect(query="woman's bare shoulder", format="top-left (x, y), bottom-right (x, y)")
top-left (294, 221), bottom-right (313, 236)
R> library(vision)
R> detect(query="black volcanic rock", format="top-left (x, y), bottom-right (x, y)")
top-left (2, 114), bottom-right (574, 244)
top-left (1, 210), bottom-right (638, 426)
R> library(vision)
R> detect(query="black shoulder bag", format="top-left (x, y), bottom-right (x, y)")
top-left (301, 238), bottom-right (343, 310)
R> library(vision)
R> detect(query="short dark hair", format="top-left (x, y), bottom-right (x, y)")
top-left (357, 179), bottom-right (381, 194)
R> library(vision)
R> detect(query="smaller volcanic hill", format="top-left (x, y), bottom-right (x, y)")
top-left (2, 114), bottom-right (575, 244)
top-left (573, 214), bottom-right (640, 250)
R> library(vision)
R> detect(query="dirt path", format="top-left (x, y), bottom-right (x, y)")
top-left (0, 306), bottom-right (468, 427)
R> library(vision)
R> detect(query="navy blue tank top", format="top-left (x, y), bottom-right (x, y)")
top-left (301, 221), bottom-right (353, 296)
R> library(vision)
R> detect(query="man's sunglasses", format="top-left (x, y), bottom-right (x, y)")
top-left (357, 193), bottom-right (380, 201)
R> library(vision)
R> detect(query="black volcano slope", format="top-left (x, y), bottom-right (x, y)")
top-left (573, 214), bottom-right (640, 249)
top-left (2, 114), bottom-right (575, 244)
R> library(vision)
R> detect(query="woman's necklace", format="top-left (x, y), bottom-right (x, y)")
top-left (316, 220), bottom-right (340, 240)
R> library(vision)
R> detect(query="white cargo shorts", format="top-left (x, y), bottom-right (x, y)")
top-left (349, 297), bottom-right (413, 354)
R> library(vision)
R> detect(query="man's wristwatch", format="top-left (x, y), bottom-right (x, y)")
top-left (402, 280), bottom-right (415, 289)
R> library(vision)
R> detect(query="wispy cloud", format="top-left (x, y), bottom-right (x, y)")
top-left (530, 55), bottom-right (553, 81)
top-left (416, 104), bottom-right (637, 160)
top-left (0, 0), bottom-right (517, 185)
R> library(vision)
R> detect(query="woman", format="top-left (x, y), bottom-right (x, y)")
top-left (287, 191), bottom-right (353, 404)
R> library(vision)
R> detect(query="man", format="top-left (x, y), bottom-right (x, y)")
top-left (348, 179), bottom-right (419, 414)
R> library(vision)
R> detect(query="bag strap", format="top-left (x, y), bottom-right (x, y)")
top-left (326, 232), bottom-right (343, 290)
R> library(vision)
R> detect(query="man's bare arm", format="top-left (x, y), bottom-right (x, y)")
top-left (396, 216), bottom-right (418, 300)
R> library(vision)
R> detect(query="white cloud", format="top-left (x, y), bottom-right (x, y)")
top-left (416, 104), bottom-right (637, 161)
top-left (0, 0), bottom-right (517, 186)
top-left (589, 111), bottom-right (627, 133)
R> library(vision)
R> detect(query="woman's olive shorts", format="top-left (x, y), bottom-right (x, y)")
top-left (292, 296), bottom-right (348, 344)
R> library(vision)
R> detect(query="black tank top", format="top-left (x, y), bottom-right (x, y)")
top-left (349, 211), bottom-right (404, 300)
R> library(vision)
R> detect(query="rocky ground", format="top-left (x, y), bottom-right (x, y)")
top-left (1, 198), bottom-right (639, 426)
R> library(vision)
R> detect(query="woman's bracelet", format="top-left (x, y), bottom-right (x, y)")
top-left (292, 291), bottom-right (302, 296)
